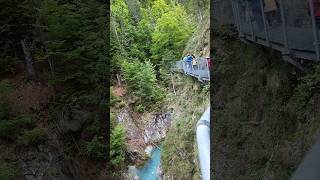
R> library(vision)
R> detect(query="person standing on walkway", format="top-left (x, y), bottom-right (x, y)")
top-left (192, 55), bottom-right (197, 73)
top-left (186, 53), bottom-right (193, 73)
top-left (192, 55), bottom-right (197, 66)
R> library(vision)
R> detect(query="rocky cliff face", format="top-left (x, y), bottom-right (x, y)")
top-left (116, 106), bottom-right (172, 165)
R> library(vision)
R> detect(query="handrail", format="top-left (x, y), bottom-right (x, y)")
top-left (196, 106), bottom-right (210, 180)
top-left (214, 0), bottom-right (320, 62)
top-left (172, 57), bottom-right (210, 83)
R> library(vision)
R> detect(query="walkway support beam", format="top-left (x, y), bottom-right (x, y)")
top-left (279, 0), bottom-right (290, 55)
top-left (259, 0), bottom-right (270, 46)
top-left (196, 106), bottom-right (210, 180)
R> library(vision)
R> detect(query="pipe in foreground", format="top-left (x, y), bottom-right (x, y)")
top-left (291, 136), bottom-right (320, 180)
top-left (196, 106), bottom-right (210, 180)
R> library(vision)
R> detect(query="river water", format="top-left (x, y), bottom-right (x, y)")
top-left (137, 147), bottom-right (161, 180)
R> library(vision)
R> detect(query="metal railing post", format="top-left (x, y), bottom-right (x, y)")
top-left (279, 0), bottom-right (290, 55)
top-left (191, 61), bottom-right (194, 75)
top-left (232, 0), bottom-right (240, 32)
top-left (236, 0), bottom-right (245, 38)
top-left (198, 58), bottom-right (201, 81)
top-left (309, 0), bottom-right (320, 61)
top-left (259, 0), bottom-right (270, 46)
top-left (206, 58), bottom-right (210, 80)
top-left (246, 0), bottom-right (255, 40)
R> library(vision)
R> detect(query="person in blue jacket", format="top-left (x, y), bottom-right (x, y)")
top-left (182, 55), bottom-right (189, 73)
top-left (186, 54), bottom-right (193, 73)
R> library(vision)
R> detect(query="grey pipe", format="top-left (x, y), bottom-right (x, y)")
top-left (196, 106), bottom-right (210, 180)
top-left (291, 137), bottom-right (320, 180)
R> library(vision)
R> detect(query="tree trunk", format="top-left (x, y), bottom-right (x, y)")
top-left (116, 73), bottom-right (121, 86)
top-left (21, 39), bottom-right (37, 81)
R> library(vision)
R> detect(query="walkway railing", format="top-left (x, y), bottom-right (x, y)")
top-left (172, 57), bottom-right (210, 82)
top-left (172, 57), bottom-right (211, 179)
top-left (213, 0), bottom-right (320, 62)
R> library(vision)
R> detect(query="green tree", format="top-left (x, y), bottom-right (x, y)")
top-left (121, 60), bottom-right (165, 107)
top-left (38, 0), bottom-right (106, 105)
top-left (0, 0), bottom-right (40, 79)
top-left (110, 124), bottom-right (126, 166)
top-left (132, 6), bottom-right (155, 60)
top-left (111, 0), bottom-right (134, 54)
top-left (110, 0), bottom-right (135, 76)
top-left (85, 136), bottom-right (107, 160)
top-left (151, 0), bottom-right (170, 20)
top-left (0, 162), bottom-right (16, 180)
top-left (151, 5), bottom-right (194, 66)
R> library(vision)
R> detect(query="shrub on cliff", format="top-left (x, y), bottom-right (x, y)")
top-left (85, 136), bottom-right (107, 160)
top-left (110, 124), bottom-right (125, 166)
top-left (121, 60), bottom-right (165, 108)
top-left (21, 127), bottom-right (47, 145)
top-left (0, 117), bottom-right (35, 140)
top-left (0, 161), bottom-right (16, 180)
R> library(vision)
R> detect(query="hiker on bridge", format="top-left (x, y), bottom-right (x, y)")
top-left (183, 53), bottom-right (193, 73)
top-left (192, 55), bottom-right (197, 66)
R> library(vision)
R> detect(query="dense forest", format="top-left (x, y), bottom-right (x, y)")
top-left (0, 0), bottom-right (108, 179)
top-left (110, 0), bottom-right (209, 179)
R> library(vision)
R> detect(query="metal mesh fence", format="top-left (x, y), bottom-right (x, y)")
top-left (214, 0), bottom-right (320, 61)
top-left (173, 58), bottom-right (210, 82)
top-left (283, 0), bottom-right (315, 52)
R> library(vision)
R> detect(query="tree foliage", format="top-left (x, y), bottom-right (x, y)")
top-left (110, 124), bottom-right (126, 166)
top-left (121, 60), bottom-right (165, 107)
top-left (85, 136), bottom-right (107, 160)
top-left (38, 0), bottom-right (107, 105)
top-left (0, 0), bottom-right (108, 171)
top-left (0, 161), bottom-right (16, 180)
top-left (110, 0), bottom-right (195, 70)
top-left (0, 0), bottom-right (39, 76)
top-left (151, 5), bottom-right (194, 64)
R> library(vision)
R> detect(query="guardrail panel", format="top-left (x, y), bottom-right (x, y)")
top-left (284, 0), bottom-right (315, 53)
top-left (173, 58), bottom-right (210, 82)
